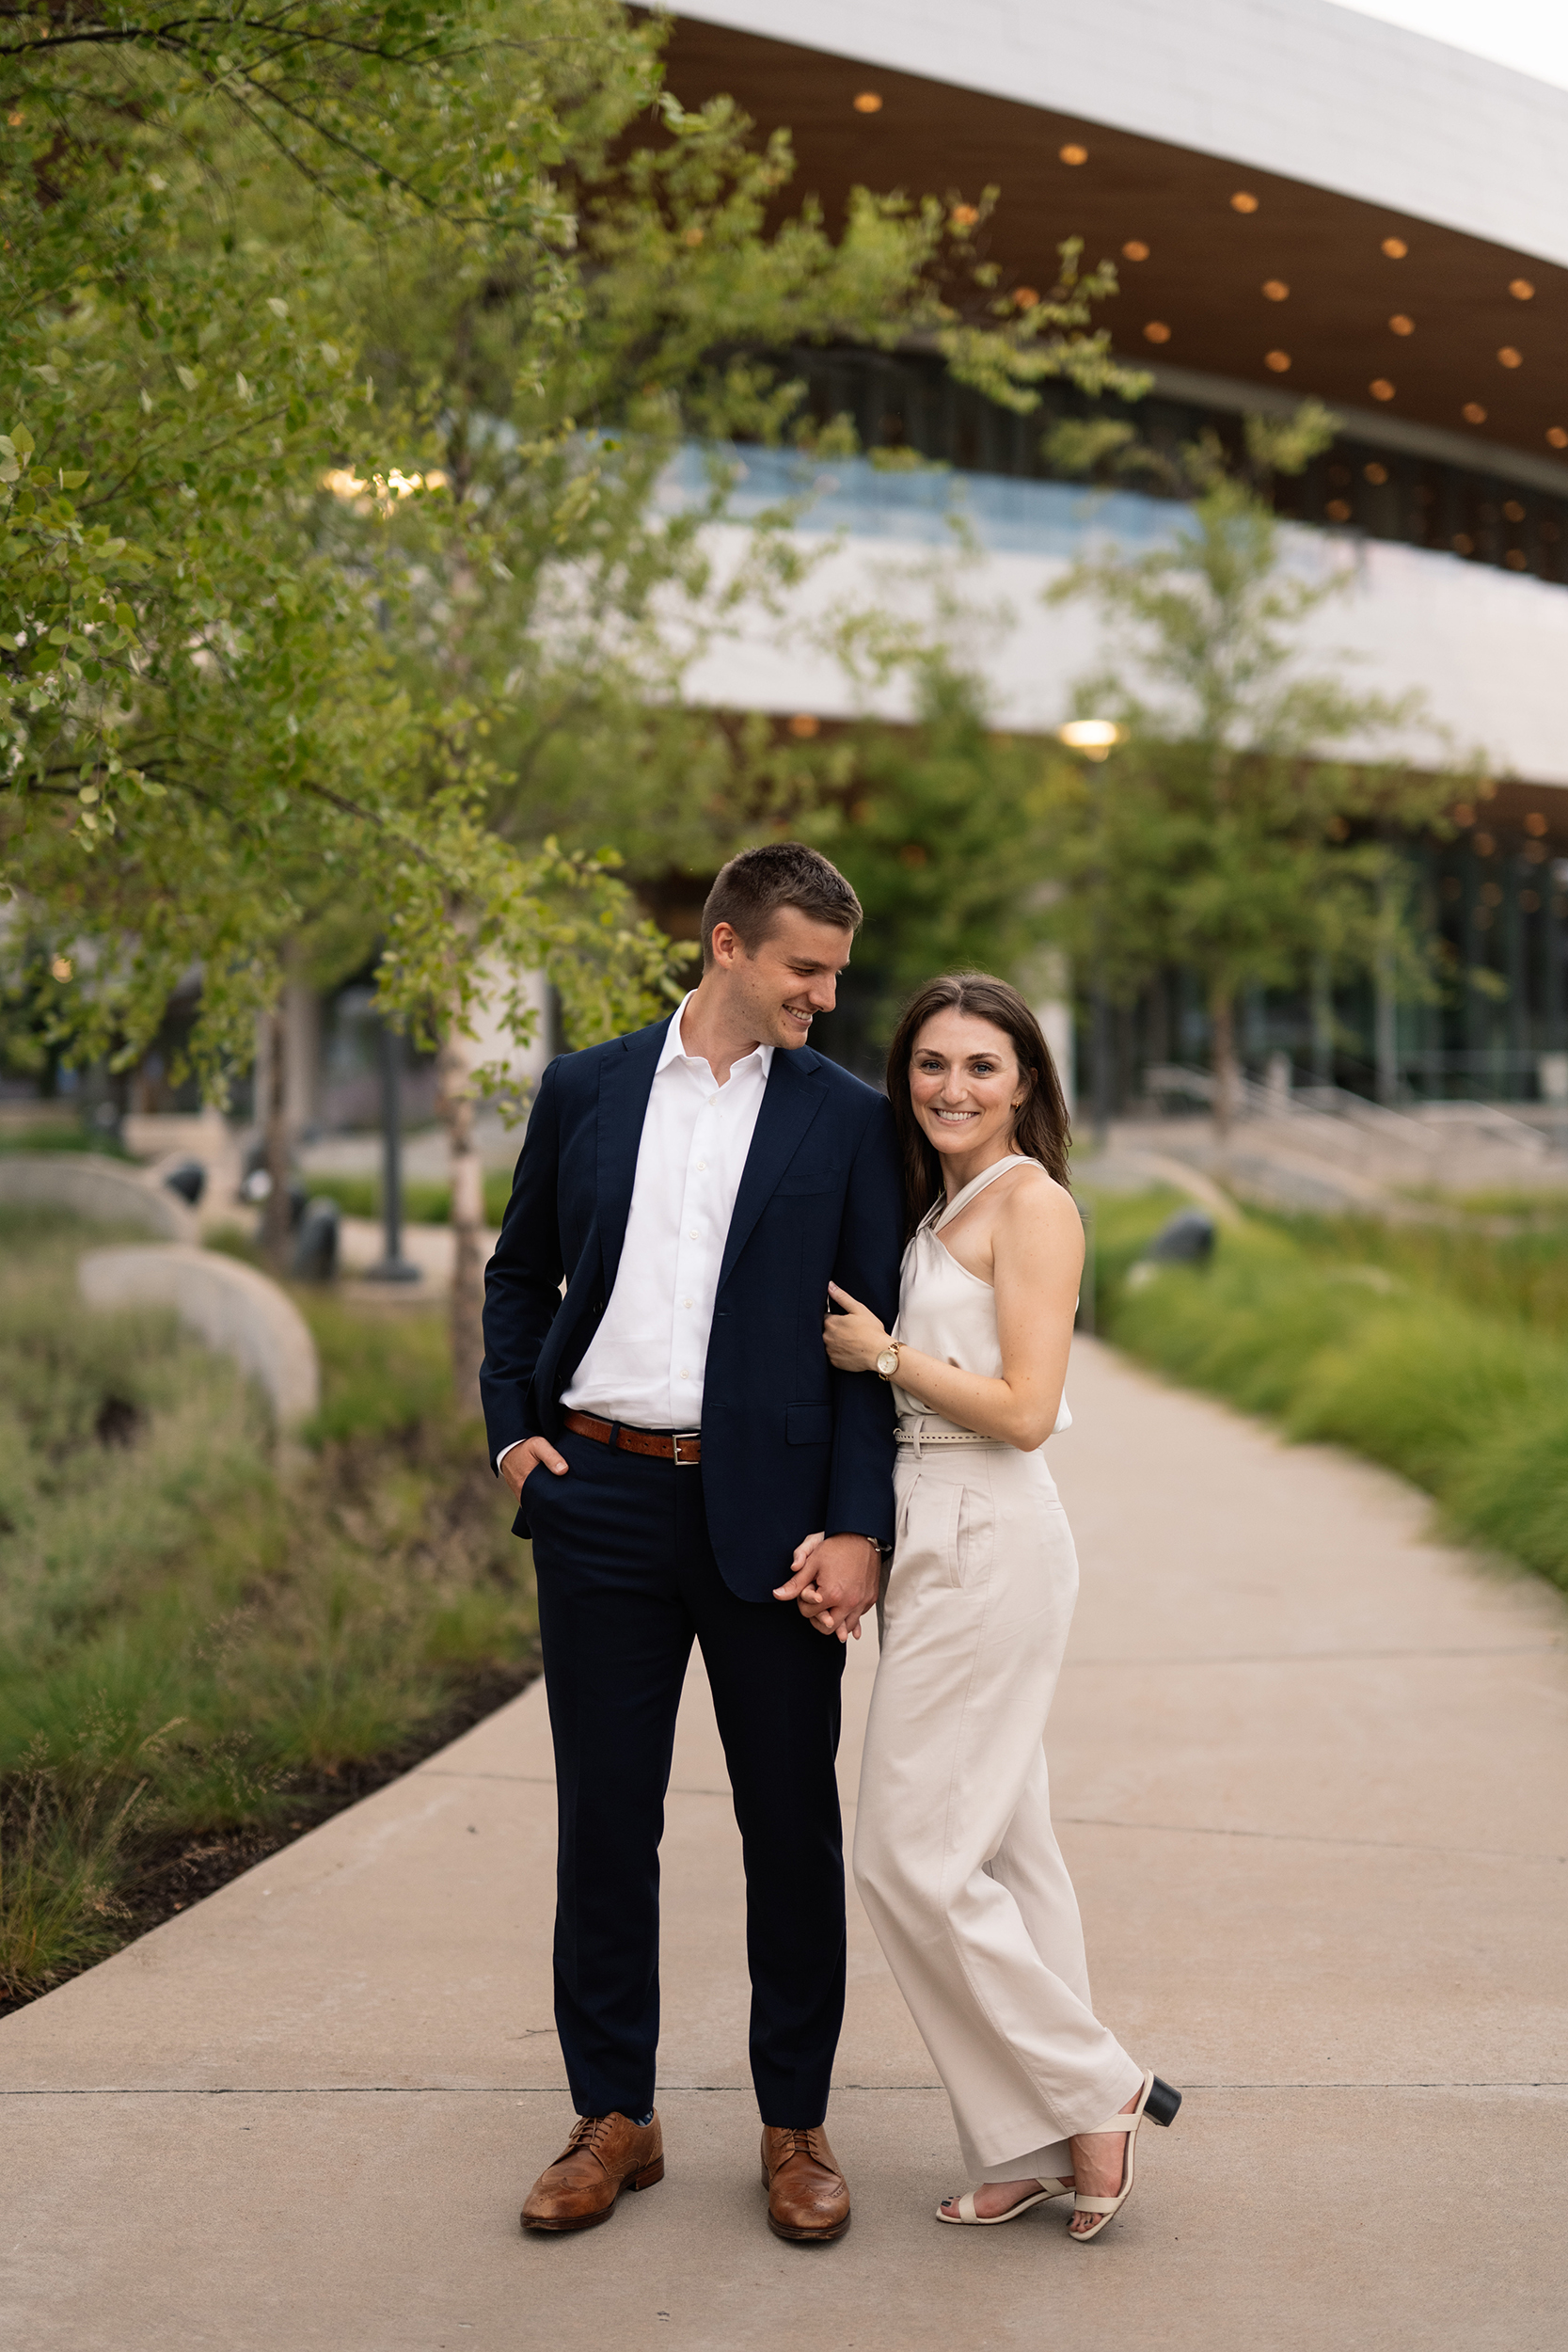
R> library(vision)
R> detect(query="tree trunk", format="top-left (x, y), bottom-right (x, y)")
top-left (260, 997), bottom-right (293, 1272)
top-left (436, 987), bottom-right (485, 1421)
top-left (1210, 987), bottom-right (1241, 1142)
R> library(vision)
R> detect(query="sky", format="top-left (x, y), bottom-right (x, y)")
top-left (1332, 0), bottom-right (1568, 91)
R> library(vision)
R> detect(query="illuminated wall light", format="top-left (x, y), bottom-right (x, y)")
top-left (1463, 402), bottom-right (1487, 424)
top-left (1549, 427), bottom-right (1568, 450)
top-left (1059, 143), bottom-right (1088, 165)
top-left (1526, 812), bottom-right (1549, 836)
top-left (1510, 278), bottom-right (1536, 300)
top-left (1121, 240), bottom-right (1149, 261)
top-left (787, 712), bottom-right (821, 738)
top-left (1230, 191), bottom-right (1259, 214)
top-left (1370, 378), bottom-right (1395, 402)
top-left (1504, 500), bottom-right (1526, 522)
top-left (1389, 313), bottom-right (1415, 336)
top-left (1497, 346), bottom-right (1523, 369)
top-left (1326, 499), bottom-right (1352, 521)
top-left (1013, 286), bottom-right (1040, 309)
top-left (950, 203), bottom-right (979, 228)
top-left (1143, 320), bottom-right (1172, 343)
top-left (1381, 236), bottom-right (1408, 258)
top-left (1058, 720), bottom-right (1122, 755)
top-left (1365, 462), bottom-right (1388, 485)
top-left (851, 91), bottom-right (882, 113)
top-left (1264, 350), bottom-right (1291, 373)
top-left (1261, 278), bottom-right (1289, 301)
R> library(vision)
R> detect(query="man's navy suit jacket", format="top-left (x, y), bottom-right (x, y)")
top-left (479, 1016), bottom-right (905, 1603)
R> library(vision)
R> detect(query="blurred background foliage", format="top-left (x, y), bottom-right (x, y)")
top-left (1085, 1183), bottom-right (1568, 1595)
top-left (0, 1207), bottom-right (535, 2008)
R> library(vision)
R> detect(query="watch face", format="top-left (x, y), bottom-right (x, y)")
top-left (877, 1345), bottom-right (899, 1378)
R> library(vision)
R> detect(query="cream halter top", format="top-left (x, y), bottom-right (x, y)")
top-left (891, 1155), bottom-right (1072, 1440)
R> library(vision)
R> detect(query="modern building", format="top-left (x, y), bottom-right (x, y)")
top-left (655, 0), bottom-right (1568, 1105)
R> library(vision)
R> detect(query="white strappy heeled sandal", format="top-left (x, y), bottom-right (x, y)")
top-left (1067, 2070), bottom-right (1181, 2244)
top-left (937, 2178), bottom-right (1075, 2226)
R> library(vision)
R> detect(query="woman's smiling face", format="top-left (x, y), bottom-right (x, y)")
top-left (909, 1009), bottom-right (1026, 1161)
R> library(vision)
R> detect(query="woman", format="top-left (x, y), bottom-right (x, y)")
top-left (792, 973), bottom-right (1178, 2240)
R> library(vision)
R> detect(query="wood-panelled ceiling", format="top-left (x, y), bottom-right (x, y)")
top-left (660, 16), bottom-right (1568, 473)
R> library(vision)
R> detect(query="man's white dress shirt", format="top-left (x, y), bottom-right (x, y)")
top-left (498, 996), bottom-right (771, 1470)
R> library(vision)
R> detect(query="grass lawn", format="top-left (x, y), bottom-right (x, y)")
top-left (0, 1208), bottom-right (534, 2010)
top-left (1086, 1185), bottom-right (1568, 1596)
top-left (301, 1168), bottom-right (515, 1229)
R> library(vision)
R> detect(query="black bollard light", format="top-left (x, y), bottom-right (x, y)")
top-left (364, 1015), bottom-right (421, 1285)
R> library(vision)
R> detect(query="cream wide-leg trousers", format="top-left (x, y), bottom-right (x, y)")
top-left (853, 1438), bottom-right (1144, 2184)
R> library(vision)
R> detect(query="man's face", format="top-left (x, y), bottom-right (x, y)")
top-left (712, 905), bottom-right (853, 1050)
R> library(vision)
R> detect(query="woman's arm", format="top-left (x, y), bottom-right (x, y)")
top-left (823, 1178), bottom-right (1084, 1451)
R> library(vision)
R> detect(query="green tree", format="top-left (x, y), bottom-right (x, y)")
top-left (4, 2), bottom-right (1143, 1385)
top-left (1042, 426), bottom-right (1465, 1133)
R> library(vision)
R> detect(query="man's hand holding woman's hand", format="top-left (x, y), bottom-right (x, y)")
top-left (773, 1529), bottom-right (881, 1643)
top-left (500, 1435), bottom-right (567, 1502)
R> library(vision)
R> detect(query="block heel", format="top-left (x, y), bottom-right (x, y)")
top-left (630, 2156), bottom-right (665, 2189)
top-left (1146, 2076), bottom-right (1181, 2128)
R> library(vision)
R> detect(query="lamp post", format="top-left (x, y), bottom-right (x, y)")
top-left (1057, 720), bottom-right (1123, 1148)
top-left (364, 1012), bottom-right (421, 1285)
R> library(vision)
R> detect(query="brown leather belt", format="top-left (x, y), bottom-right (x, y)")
top-left (562, 1410), bottom-right (702, 1465)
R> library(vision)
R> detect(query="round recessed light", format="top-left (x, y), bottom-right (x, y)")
top-left (1230, 191), bottom-right (1259, 214)
top-left (1262, 278), bottom-right (1289, 301)
top-left (1453, 533), bottom-right (1475, 556)
top-left (1381, 236), bottom-right (1408, 259)
top-left (1060, 143), bottom-right (1088, 165)
top-left (1365, 462), bottom-right (1388, 485)
top-left (1144, 320), bottom-right (1172, 343)
top-left (1549, 426), bottom-right (1568, 450)
top-left (1326, 498), bottom-right (1352, 521)
top-left (1510, 278), bottom-right (1535, 300)
top-left (1506, 548), bottom-right (1528, 570)
top-left (1370, 378), bottom-right (1396, 402)
top-left (1264, 349), bottom-right (1291, 373)
top-left (1498, 346), bottom-right (1523, 369)
top-left (1121, 239), bottom-right (1149, 262)
top-left (1389, 313), bottom-right (1415, 336)
top-left (1504, 500), bottom-right (1526, 522)
top-left (1463, 402), bottom-right (1487, 424)
top-left (852, 90), bottom-right (882, 113)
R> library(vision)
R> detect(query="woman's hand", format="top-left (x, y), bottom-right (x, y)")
top-left (822, 1282), bottom-right (891, 1374)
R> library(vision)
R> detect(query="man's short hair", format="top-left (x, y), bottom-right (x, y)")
top-left (700, 843), bottom-right (863, 967)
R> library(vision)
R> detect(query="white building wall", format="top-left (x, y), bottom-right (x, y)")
top-left (667, 455), bottom-right (1568, 787)
top-left (667, 0), bottom-right (1568, 267)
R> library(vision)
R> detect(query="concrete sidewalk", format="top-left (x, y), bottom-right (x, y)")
top-left (4, 1339), bottom-right (1565, 2350)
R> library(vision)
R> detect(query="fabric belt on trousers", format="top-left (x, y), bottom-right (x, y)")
top-left (896, 1416), bottom-right (1001, 1452)
top-left (562, 1409), bottom-right (703, 1465)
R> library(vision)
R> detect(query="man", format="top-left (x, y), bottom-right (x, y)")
top-left (481, 842), bottom-right (902, 2244)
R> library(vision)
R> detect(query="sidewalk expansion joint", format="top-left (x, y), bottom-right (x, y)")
top-left (2, 2078), bottom-right (1563, 2099)
top-left (1063, 1645), bottom-right (1564, 1666)
top-left (1055, 1813), bottom-right (1567, 1863)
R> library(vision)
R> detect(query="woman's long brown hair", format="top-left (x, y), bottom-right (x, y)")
top-left (885, 974), bottom-right (1072, 1237)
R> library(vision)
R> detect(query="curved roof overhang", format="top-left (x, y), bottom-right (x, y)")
top-left (660, 8), bottom-right (1568, 485)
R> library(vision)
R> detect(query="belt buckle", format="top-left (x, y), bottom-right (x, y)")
top-left (671, 1430), bottom-right (701, 1467)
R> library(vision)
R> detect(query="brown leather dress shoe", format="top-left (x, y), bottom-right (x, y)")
top-left (761, 2124), bottom-right (851, 2243)
top-left (520, 2111), bottom-right (664, 2233)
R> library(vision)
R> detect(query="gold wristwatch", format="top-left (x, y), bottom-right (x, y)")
top-left (875, 1341), bottom-right (901, 1382)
